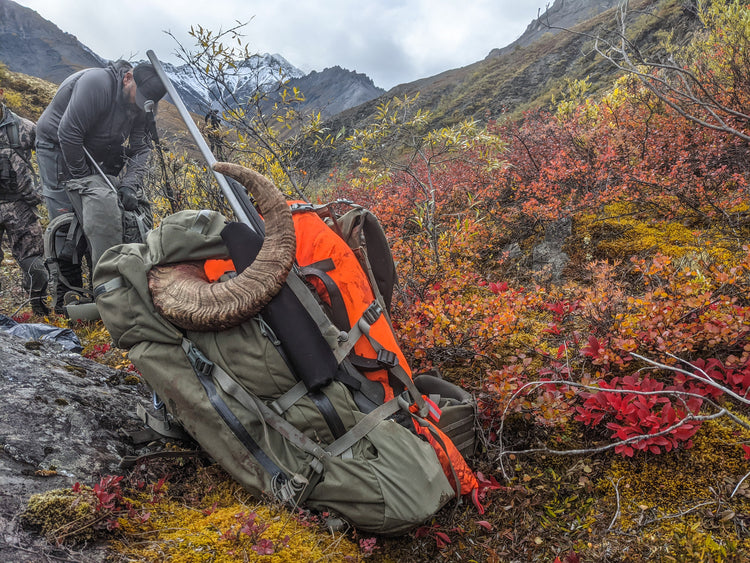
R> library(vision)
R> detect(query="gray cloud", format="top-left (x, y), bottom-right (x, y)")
top-left (17, 0), bottom-right (547, 90)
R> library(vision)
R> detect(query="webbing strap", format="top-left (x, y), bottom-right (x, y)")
top-left (334, 316), bottom-right (364, 364)
top-left (324, 397), bottom-right (402, 458)
top-left (190, 209), bottom-right (213, 233)
top-left (355, 303), bottom-right (427, 416)
top-left (135, 402), bottom-right (191, 441)
top-left (134, 210), bottom-right (149, 241)
top-left (52, 213), bottom-right (84, 266)
top-left (208, 361), bottom-right (327, 471)
top-left (258, 314), bottom-right (346, 440)
top-left (438, 416), bottom-right (475, 435)
top-left (180, 339), bottom-right (289, 484)
top-left (299, 258), bottom-right (350, 330)
top-left (282, 260), bottom-right (427, 417)
top-left (208, 342), bottom-right (400, 466)
top-left (270, 380), bottom-right (307, 415)
top-left (336, 360), bottom-right (385, 409)
top-left (328, 301), bottom-right (386, 366)
top-left (94, 276), bottom-right (124, 298)
top-left (308, 391), bottom-right (347, 439)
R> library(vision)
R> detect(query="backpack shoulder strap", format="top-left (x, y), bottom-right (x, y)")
top-left (0, 111), bottom-right (21, 149)
top-left (1, 110), bottom-right (38, 184)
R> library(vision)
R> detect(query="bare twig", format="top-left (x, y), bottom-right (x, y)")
top-left (494, 351), bottom-right (750, 480)
top-left (640, 500), bottom-right (718, 526)
top-left (540, 0), bottom-right (750, 142)
top-left (607, 476), bottom-right (624, 531)
top-left (731, 471), bottom-right (750, 498)
top-left (632, 352), bottom-right (750, 406)
top-left (500, 409), bottom-right (726, 459)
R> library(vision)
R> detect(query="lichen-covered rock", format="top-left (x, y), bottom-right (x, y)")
top-left (0, 329), bottom-right (149, 561)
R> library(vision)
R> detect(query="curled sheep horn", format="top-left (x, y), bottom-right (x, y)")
top-left (147, 162), bottom-right (296, 332)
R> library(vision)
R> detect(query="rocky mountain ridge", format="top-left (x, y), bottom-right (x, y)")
top-left (0, 0), bottom-right (384, 118)
top-left (488, 0), bottom-right (622, 56)
top-left (156, 52), bottom-right (305, 113)
top-left (0, 0), bottom-right (104, 83)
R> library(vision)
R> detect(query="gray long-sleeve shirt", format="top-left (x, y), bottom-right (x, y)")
top-left (36, 61), bottom-right (150, 189)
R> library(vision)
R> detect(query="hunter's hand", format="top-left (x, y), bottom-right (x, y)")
top-left (118, 186), bottom-right (139, 211)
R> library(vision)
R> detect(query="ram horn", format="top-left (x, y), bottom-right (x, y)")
top-left (147, 162), bottom-right (296, 331)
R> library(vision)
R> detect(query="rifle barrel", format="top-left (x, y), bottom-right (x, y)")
top-left (146, 50), bottom-right (264, 235)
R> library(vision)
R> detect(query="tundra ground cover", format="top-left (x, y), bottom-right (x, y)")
top-left (2, 1), bottom-right (750, 560)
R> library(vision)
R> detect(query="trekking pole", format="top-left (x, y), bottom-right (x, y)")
top-left (82, 146), bottom-right (118, 194)
top-left (83, 146), bottom-right (149, 240)
top-left (146, 50), bottom-right (265, 236)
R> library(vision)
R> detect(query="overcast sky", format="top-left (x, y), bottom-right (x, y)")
top-left (17, 0), bottom-right (549, 90)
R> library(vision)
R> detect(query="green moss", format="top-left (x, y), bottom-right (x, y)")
top-left (21, 489), bottom-right (95, 544)
top-left (64, 365), bottom-right (87, 377)
top-left (596, 419), bottom-right (750, 560)
top-left (574, 201), bottom-right (742, 265)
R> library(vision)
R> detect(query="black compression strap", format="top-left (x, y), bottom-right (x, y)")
top-left (299, 259), bottom-right (350, 331)
top-left (308, 391), bottom-right (347, 439)
top-left (258, 319), bottom-right (346, 438)
top-left (182, 340), bottom-right (287, 483)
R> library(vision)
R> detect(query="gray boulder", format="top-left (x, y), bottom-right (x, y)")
top-left (0, 329), bottom-right (148, 561)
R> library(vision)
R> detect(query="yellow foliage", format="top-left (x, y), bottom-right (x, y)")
top-left (577, 201), bottom-right (738, 264)
top-left (599, 419), bottom-right (750, 559)
top-left (114, 479), bottom-right (361, 562)
top-left (21, 489), bottom-right (95, 544)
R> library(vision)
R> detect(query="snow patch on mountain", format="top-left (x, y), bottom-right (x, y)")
top-left (153, 53), bottom-right (305, 113)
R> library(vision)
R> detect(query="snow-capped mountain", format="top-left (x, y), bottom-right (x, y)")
top-left (0, 0), bottom-right (383, 120)
top-left (158, 53), bottom-right (306, 114)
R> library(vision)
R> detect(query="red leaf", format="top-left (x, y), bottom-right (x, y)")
top-left (581, 335), bottom-right (602, 358)
top-left (475, 471), bottom-right (503, 491)
top-left (414, 526), bottom-right (430, 539)
top-left (435, 531), bottom-right (451, 548)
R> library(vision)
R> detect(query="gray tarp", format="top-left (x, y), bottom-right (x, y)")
top-left (0, 314), bottom-right (82, 352)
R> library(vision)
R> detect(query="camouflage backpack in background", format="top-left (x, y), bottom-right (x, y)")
top-left (42, 180), bottom-right (152, 312)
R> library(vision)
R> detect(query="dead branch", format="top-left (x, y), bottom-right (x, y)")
top-left (540, 0), bottom-right (750, 142)
top-left (493, 351), bottom-right (750, 480)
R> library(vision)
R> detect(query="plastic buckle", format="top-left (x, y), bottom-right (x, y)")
top-left (362, 302), bottom-right (383, 326)
top-left (290, 202), bottom-right (315, 213)
top-left (186, 344), bottom-right (214, 378)
top-left (376, 349), bottom-right (398, 368)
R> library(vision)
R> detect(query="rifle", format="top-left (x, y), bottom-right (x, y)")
top-left (146, 50), bottom-right (265, 237)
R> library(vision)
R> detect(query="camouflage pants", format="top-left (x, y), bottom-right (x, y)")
top-left (0, 199), bottom-right (47, 291)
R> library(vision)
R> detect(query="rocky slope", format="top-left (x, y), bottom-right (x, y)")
top-left (320, 0), bottom-right (698, 143)
top-left (0, 0), bottom-right (104, 83)
top-left (488, 0), bottom-right (622, 56)
top-left (284, 66), bottom-right (384, 120)
top-left (0, 330), bottom-right (149, 561)
top-left (0, 0), bottom-right (383, 118)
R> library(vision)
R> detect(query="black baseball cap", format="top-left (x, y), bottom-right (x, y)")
top-left (133, 63), bottom-right (167, 111)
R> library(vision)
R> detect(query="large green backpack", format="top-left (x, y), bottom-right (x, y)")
top-left (93, 208), bottom-right (457, 535)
